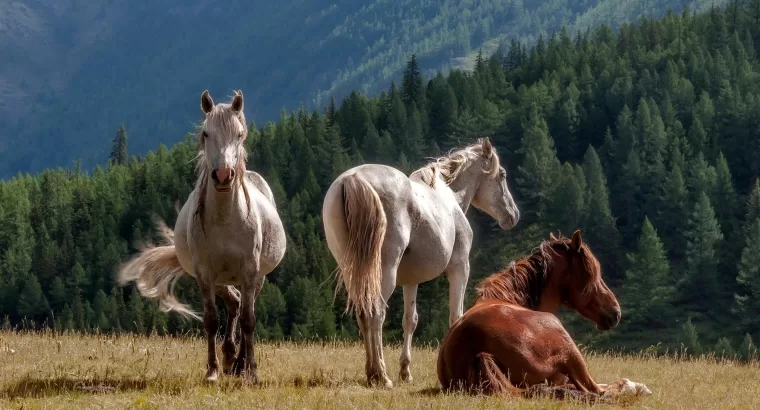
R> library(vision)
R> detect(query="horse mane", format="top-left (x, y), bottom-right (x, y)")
top-left (193, 101), bottom-right (251, 230)
top-left (475, 232), bottom-right (604, 309)
top-left (409, 138), bottom-right (500, 188)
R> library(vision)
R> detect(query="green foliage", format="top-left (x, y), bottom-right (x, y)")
top-left (622, 218), bottom-right (674, 330)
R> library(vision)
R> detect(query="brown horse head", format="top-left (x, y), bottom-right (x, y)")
top-left (550, 230), bottom-right (621, 330)
top-left (475, 230), bottom-right (621, 331)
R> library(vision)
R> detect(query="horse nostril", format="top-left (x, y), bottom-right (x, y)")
top-left (229, 169), bottom-right (236, 180)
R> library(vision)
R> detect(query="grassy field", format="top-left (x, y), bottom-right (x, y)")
top-left (1, 331), bottom-right (759, 409)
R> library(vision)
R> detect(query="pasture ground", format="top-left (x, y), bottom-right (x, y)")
top-left (0, 331), bottom-right (759, 409)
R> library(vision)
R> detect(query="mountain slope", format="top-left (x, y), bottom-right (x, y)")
top-left (0, 0), bottom-right (724, 177)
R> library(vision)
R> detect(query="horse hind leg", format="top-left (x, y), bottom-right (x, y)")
top-left (399, 284), bottom-right (418, 382)
top-left (358, 256), bottom-right (399, 389)
top-left (217, 285), bottom-right (241, 375)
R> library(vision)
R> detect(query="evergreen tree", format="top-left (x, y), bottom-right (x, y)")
top-left (109, 124), bottom-right (128, 166)
top-left (515, 109), bottom-right (561, 222)
top-left (402, 54), bottom-right (424, 109)
top-left (622, 217), bottom-right (674, 328)
top-left (679, 193), bottom-right (724, 313)
top-left (734, 219), bottom-right (760, 335)
top-left (581, 146), bottom-right (620, 282)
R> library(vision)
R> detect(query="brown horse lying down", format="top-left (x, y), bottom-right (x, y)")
top-left (437, 230), bottom-right (652, 402)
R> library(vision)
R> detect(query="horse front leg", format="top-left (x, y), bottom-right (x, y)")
top-left (564, 345), bottom-right (603, 395)
top-left (197, 273), bottom-right (220, 383)
top-left (217, 285), bottom-right (241, 375)
top-left (399, 284), bottom-right (419, 382)
top-left (234, 274), bottom-right (264, 384)
top-left (446, 258), bottom-right (470, 326)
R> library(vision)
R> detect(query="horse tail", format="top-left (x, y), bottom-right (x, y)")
top-left (338, 172), bottom-right (387, 317)
top-left (467, 353), bottom-right (520, 395)
top-left (116, 216), bottom-right (200, 321)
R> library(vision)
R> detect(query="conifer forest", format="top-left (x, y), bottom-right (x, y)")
top-left (2, 2), bottom-right (760, 361)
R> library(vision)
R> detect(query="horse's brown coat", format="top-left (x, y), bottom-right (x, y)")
top-left (437, 230), bottom-right (623, 399)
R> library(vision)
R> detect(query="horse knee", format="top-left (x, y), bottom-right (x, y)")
top-left (403, 311), bottom-right (418, 332)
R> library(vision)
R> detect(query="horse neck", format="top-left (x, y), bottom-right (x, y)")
top-left (202, 174), bottom-right (246, 222)
top-left (446, 166), bottom-right (481, 212)
top-left (476, 244), bottom-right (565, 311)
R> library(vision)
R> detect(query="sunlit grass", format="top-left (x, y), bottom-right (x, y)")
top-left (1, 330), bottom-right (759, 409)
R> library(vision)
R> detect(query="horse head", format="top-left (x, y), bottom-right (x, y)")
top-left (199, 90), bottom-right (248, 193)
top-left (470, 138), bottom-right (520, 230)
top-left (552, 230), bottom-right (621, 331)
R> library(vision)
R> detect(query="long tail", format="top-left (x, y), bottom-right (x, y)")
top-left (116, 216), bottom-right (200, 320)
top-left (468, 353), bottom-right (600, 403)
top-left (338, 173), bottom-right (387, 317)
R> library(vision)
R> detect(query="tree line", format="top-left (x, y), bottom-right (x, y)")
top-left (1, 2), bottom-right (760, 361)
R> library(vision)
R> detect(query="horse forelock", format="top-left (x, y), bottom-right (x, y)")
top-left (192, 102), bottom-right (251, 229)
top-left (410, 138), bottom-right (500, 188)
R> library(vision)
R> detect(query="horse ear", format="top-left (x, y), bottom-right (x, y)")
top-left (571, 230), bottom-right (583, 252)
top-left (201, 90), bottom-right (214, 114)
top-left (482, 137), bottom-right (493, 159)
top-left (549, 232), bottom-right (558, 241)
top-left (231, 90), bottom-right (244, 113)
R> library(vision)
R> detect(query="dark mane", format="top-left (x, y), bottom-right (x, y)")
top-left (475, 235), bottom-right (573, 309)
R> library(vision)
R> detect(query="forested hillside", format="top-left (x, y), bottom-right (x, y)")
top-left (2, 2), bottom-right (760, 359)
top-left (0, 0), bottom-right (723, 178)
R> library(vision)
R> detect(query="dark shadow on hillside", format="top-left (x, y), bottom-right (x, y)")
top-left (0, 376), bottom-right (185, 399)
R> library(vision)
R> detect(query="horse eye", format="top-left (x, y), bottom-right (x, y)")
top-left (202, 131), bottom-right (208, 139)
top-left (238, 132), bottom-right (244, 139)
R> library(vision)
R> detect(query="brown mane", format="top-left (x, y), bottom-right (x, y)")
top-left (475, 234), bottom-right (601, 309)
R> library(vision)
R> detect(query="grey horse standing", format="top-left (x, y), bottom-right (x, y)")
top-left (322, 138), bottom-right (520, 388)
top-left (117, 90), bottom-right (286, 384)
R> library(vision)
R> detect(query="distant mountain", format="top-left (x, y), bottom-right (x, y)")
top-left (0, 0), bottom-right (722, 177)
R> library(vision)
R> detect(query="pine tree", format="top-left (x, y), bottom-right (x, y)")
top-left (581, 146), bottom-right (620, 280)
top-left (714, 337), bottom-right (735, 359)
top-left (679, 193), bottom-right (724, 312)
top-left (679, 318), bottom-right (703, 357)
top-left (109, 124), bottom-right (128, 166)
top-left (18, 275), bottom-right (49, 324)
top-left (622, 217), bottom-right (674, 327)
top-left (515, 109), bottom-right (561, 222)
top-left (734, 218), bottom-right (760, 335)
top-left (402, 54), bottom-right (423, 109)
top-left (548, 163), bottom-right (585, 234)
top-left (739, 333), bottom-right (758, 362)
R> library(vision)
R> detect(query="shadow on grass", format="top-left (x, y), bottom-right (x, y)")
top-left (414, 387), bottom-right (444, 396)
top-left (0, 376), bottom-right (187, 399)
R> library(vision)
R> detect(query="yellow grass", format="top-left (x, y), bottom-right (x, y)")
top-left (1, 331), bottom-right (759, 409)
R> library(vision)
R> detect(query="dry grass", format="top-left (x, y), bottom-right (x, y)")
top-left (1, 331), bottom-right (759, 409)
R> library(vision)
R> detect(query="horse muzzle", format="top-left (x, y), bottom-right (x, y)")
top-left (597, 307), bottom-right (622, 331)
top-left (212, 166), bottom-right (235, 192)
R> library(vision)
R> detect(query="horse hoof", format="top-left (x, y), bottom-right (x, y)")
top-left (204, 370), bottom-right (219, 383)
top-left (399, 370), bottom-right (413, 382)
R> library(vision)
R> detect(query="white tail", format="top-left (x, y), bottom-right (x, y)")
top-left (116, 216), bottom-right (200, 320)
top-left (338, 173), bottom-right (387, 317)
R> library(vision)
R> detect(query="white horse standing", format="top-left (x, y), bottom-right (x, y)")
top-left (117, 90), bottom-right (286, 384)
top-left (322, 138), bottom-right (520, 387)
